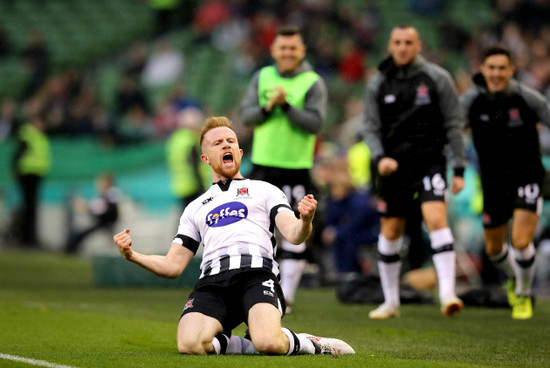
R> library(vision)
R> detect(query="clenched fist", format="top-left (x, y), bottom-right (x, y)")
top-left (113, 228), bottom-right (134, 260)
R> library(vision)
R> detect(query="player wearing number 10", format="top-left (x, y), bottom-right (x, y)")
top-left (460, 45), bottom-right (550, 319)
top-left (362, 25), bottom-right (466, 319)
top-left (113, 117), bottom-right (354, 355)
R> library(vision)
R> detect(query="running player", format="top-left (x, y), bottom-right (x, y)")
top-left (460, 45), bottom-right (550, 319)
top-left (363, 25), bottom-right (466, 319)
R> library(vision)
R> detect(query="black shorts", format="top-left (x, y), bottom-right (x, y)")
top-left (481, 176), bottom-right (544, 228)
top-left (180, 269), bottom-right (285, 334)
top-left (376, 159), bottom-right (447, 217)
top-left (249, 165), bottom-right (316, 210)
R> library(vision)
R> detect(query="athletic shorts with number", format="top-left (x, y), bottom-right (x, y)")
top-left (376, 157), bottom-right (447, 217)
top-left (180, 269), bottom-right (286, 335)
top-left (481, 172), bottom-right (544, 228)
top-left (249, 164), bottom-right (317, 259)
top-left (249, 164), bottom-right (316, 210)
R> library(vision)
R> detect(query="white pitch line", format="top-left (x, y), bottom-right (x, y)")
top-left (0, 353), bottom-right (78, 368)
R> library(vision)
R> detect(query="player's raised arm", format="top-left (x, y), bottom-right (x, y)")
top-left (275, 194), bottom-right (317, 245)
top-left (113, 228), bottom-right (194, 279)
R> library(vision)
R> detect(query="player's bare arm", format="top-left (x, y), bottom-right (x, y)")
top-left (275, 194), bottom-right (317, 245)
top-left (113, 228), bottom-right (195, 279)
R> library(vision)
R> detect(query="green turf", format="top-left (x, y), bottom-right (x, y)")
top-left (0, 250), bottom-right (549, 367)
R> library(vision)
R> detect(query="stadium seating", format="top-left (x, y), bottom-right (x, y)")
top-left (0, 0), bottom-right (152, 99)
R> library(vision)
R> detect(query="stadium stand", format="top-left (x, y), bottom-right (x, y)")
top-left (0, 0), bottom-right (152, 98)
top-left (0, 1), bottom-right (548, 292)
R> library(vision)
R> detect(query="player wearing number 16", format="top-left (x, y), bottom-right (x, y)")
top-left (113, 117), bottom-right (354, 355)
top-left (362, 26), bottom-right (466, 319)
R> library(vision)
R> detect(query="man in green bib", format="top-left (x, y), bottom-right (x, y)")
top-left (12, 112), bottom-right (51, 247)
top-left (240, 25), bottom-right (327, 313)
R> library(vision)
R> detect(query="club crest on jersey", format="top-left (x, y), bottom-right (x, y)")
top-left (414, 83), bottom-right (431, 105)
top-left (236, 187), bottom-right (250, 198)
top-left (183, 298), bottom-right (194, 311)
top-left (377, 200), bottom-right (387, 213)
top-left (206, 201), bottom-right (248, 227)
top-left (508, 108), bottom-right (523, 127)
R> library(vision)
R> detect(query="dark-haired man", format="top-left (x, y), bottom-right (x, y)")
top-left (460, 45), bottom-right (550, 319)
top-left (240, 25), bottom-right (328, 312)
top-left (363, 25), bottom-right (466, 319)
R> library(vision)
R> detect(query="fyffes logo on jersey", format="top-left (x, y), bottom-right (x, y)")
top-left (206, 202), bottom-right (248, 227)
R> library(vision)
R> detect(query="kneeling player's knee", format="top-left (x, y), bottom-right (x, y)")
top-left (178, 337), bottom-right (209, 355)
top-left (252, 336), bottom-right (285, 355)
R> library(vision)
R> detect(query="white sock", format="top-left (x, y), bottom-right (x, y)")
top-left (430, 227), bottom-right (456, 299)
top-left (511, 243), bottom-right (536, 296)
top-left (377, 234), bottom-right (402, 307)
top-left (212, 335), bottom-right (222, 354)
top-left (279, 258), bottom-right (306, 306)
top-left (282, 327), bottom-right (315, 355)
top-left (488, 243), bottom-right (515, 279)
top-left (212, 334), bottom-right (258, 355)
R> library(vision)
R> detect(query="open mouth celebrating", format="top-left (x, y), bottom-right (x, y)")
top-left (223, 152), bottom-right (234, 164)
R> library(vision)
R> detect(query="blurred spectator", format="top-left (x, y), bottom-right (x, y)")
top-left (319, 156), bottom-right (379, 281)
top-left (141, 38), bottom-right (184, 90)
top-left (249, 11), bottom-right (280, 62)
top-left (21, 29), bottom-right (50, 100)
top-left (0, 26), bottom-right (11, 59)
top-left (0, 98), bottom-right (19, 142)
top-left (65, 173), bottom-right (120, 254)
top-left (338, 39), bottom-right (366, 83)
top-left (153, 85), bottom-right (201, 136)
top-left (115, 75), bottom-right (150, 117)
top-left (64, 67), bottom-right (84, 102)
top-left (439, 21), bottom-right (471, 53)
top-left (192, 0), bottom-right (232, 44)
top-left (231, 36), bottom-right (262, 77)
top-left (117, 105), bottom-right (154, 144)
top-left (501, 0), bottom-right (550, 34)
top-left (92, 106), bottom-right (117, 146)
top-left (534, 225), bottom-right (550, 294)
top-left (124, 42), bottom-right (148, 80)
top-left (63, 85), bottom-right (98, 136)
top-left (149, 0), bottom-right (182, 36)
top-left (11, 112), bottom-right (51, 247)
top-left (312, 38), bottom-right (339, 79)
top-left (29, 75), bottom-right (70, 135)
top-left (408, 0), bottom-right (444, 15)
top-left (211, 14), bottom-right (251, 52)
top-left (166, 107), bottom-right (208, 212)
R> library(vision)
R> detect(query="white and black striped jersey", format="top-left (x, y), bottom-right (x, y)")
top-left (172, 178), bottom-right (293, 278)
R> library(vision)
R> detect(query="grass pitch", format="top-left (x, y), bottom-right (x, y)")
top-left (0, 250), bottom-right (548, 368)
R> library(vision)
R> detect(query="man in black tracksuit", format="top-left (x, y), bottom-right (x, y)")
top-left (363, 25), bottom-right (466, 319)
top-left (460, 45), bottom-right (550, 319)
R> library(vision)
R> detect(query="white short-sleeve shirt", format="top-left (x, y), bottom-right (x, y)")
top-left (173, 178), bottom-right (293, 278)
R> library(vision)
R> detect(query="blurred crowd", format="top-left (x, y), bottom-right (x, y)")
top-left (1, 0), bottom-right (549, 147)
top-left (1, 0), bottom-right (550, 291)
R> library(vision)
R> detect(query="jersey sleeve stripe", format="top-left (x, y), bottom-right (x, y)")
top-left (269, 204), bottom-right (293, 233)
top-left (175, 234), bottom-right (200, 254)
